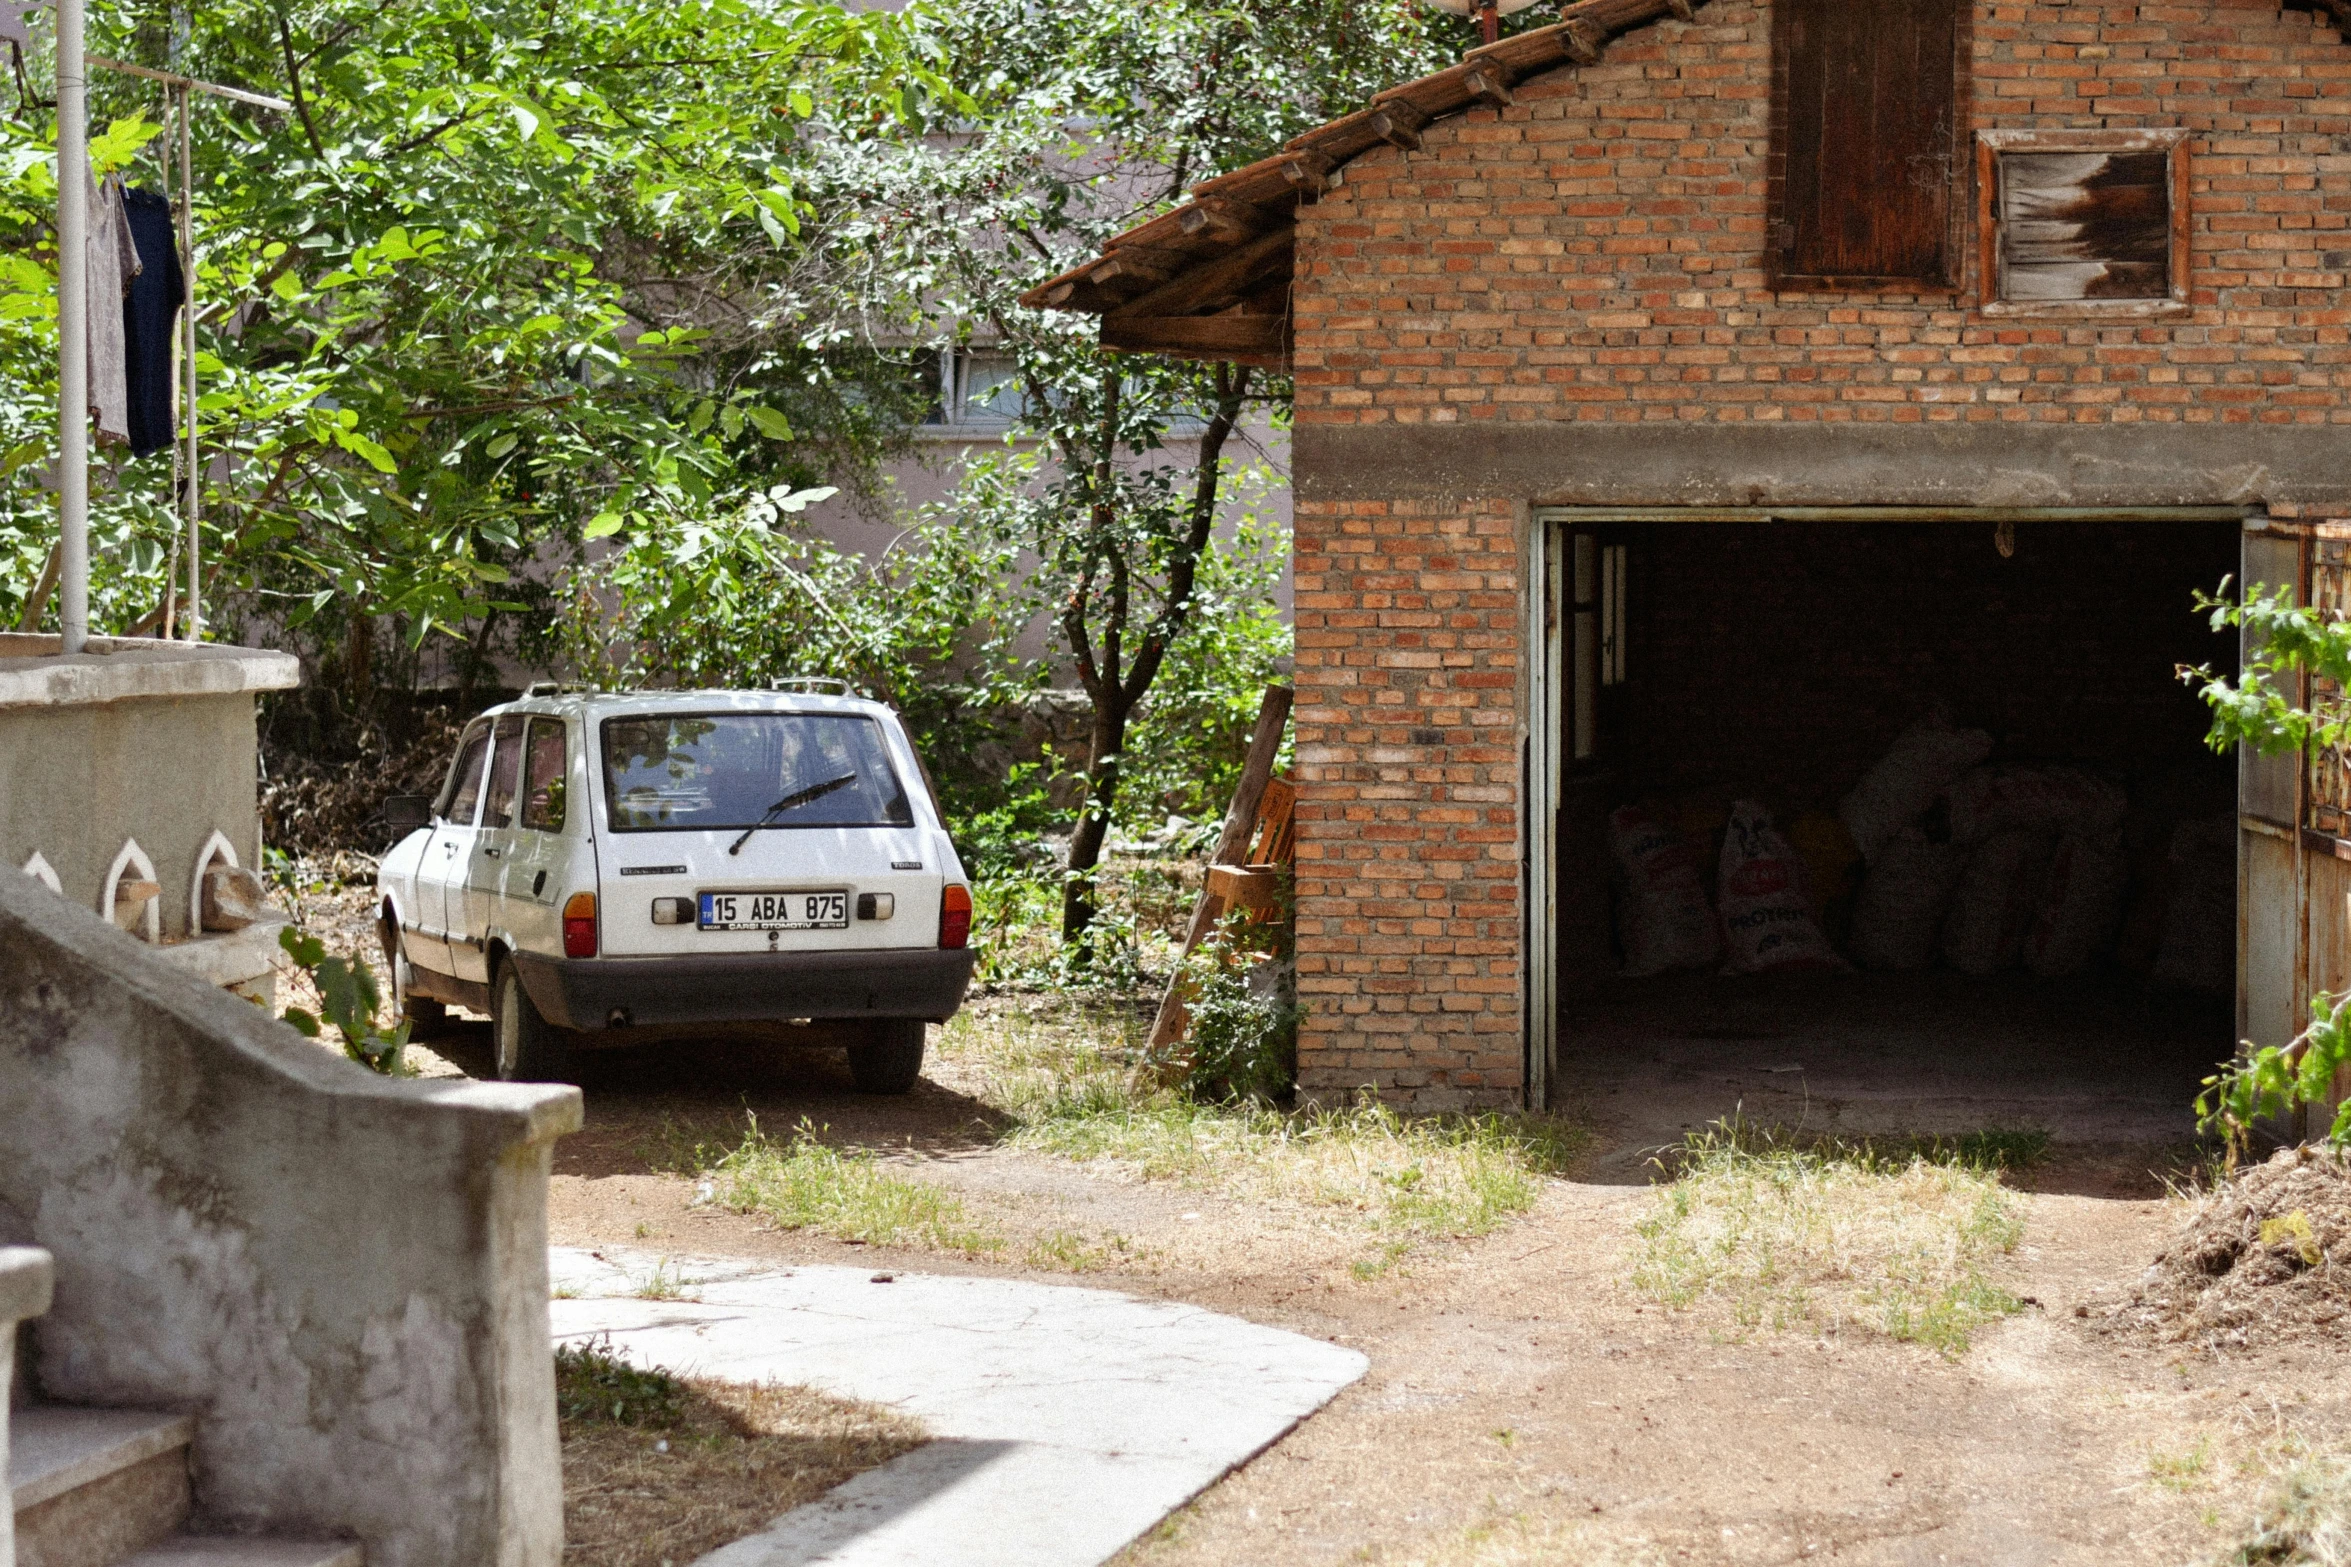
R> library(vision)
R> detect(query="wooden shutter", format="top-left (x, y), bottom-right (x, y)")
top-left (1769, 0), bottom-right (1965, 292)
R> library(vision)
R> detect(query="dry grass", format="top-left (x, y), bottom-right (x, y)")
top-left (936, 998), bottom-right (1590, 1275)
top-left (557, 1341), bottom-right (925, 1567)
top-left (1399, 1513), bottom-right (1666, 1567)
top-left (2213, 1449), bottom-right (2351, 1566)
top-left (1631, 1122), bottom-right (2033, 1356)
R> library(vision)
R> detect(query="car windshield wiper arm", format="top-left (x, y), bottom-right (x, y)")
top-left (727, 773), bottom-right (858, 854)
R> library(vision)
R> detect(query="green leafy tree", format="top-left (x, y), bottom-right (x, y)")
top-left (842, 0), bottom-right (1459, 941)
top-left (553, 473), bottom-right (1043, 844)
top-left (0, 0), bottom-right (955, 674)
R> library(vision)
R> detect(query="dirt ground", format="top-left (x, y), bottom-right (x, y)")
top-left (257, 866), bottom-right (2336, 1567)
top-left (415, 1004), bottom-right (2337, 1567)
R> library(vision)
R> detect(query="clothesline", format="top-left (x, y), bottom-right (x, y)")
top-left (81, 53), bottom-right (285, 641)
top-left (87, 54), bottom-right (292, 113)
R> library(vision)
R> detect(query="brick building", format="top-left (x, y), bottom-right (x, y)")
top-left (1032, 0), bottom-right (2351, 1113)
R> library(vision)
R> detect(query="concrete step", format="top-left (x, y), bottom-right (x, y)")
top-left (10, 1406), bottom-right (361, 1567)
top-left (11, 1405), bottom-right (193, 1567)
top-left (119, 1538), bottom-right (362, 1567)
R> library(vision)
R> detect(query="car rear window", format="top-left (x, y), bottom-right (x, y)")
top-left (600, 713), bottom-right (915, 832)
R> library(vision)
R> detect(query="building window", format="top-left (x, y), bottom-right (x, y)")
top-left (1767, 0), bottom-right (1967, 293)
top-left (1974, 129), bottom-right (2191, 318)
top-left (921, 348), bottom-right (1029, 427)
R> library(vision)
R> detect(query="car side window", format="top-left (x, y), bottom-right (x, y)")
top-left (482, 715), bottom-right (527, 830)
top-left (438, 721), bottom-right (493, 826)
top-left (520, 718), bottom-right (568, 832)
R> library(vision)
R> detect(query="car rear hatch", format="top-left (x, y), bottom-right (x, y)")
top-left (592, 708), bottom-right (948, 957)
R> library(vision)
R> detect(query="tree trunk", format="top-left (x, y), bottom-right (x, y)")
top-left (1061, 693), bottom-right (1131, 941)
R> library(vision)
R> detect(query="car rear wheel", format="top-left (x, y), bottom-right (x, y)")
top-left (846, 1020), bottom-right (926, 1095)
top-left (492, 960), bottom-right (573, 1082)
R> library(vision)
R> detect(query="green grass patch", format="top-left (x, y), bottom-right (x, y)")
top-left (1632, 1120), bottom-right (2034, 1356)
top-left (700, 1116), bottom-right (1003, 1256)
top-left (938, 1001), bottom-right (1588, 1271)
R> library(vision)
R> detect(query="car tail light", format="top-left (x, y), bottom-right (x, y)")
top-left (563, 892), bottom-right (598, 958)
top-left (939, 884), bottom-right (972, 949)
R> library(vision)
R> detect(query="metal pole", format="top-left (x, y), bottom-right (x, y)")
top-left (178, 82), bottom-right (198, 640)
top-left (56, 0), bottom-right (88, 653)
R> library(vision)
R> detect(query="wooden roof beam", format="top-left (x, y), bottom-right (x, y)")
top-left (1179, 197), bottom-right (1274, 244)
top-left (1086, 247), bottom-right (1188, 292)
top-left (1462, 64), bottom-right (1514, 108)
top-left (1279, 150), bottom-right (1342, 196)
top-left (1099, 312), bottom-right (1289, 367)
top-left (1370, 99), bottom-right (1430, 152)
top-left (1105, 227), bottom-right (1295, 324)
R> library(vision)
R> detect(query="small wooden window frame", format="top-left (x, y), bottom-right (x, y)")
top-left (1766, 0), bottom-right (1972, 295)
top-left (1975, 128), bottom-right (2192, 320)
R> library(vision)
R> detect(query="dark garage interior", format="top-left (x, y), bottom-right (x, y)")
top-left (1552, 516), bottom-right (2244, 1158)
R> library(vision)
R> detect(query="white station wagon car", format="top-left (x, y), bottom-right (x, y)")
top-left (375, 684), bottom-right (975, 1090)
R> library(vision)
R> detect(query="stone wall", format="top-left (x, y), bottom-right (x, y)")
top-left (0, 870), bottom-right (580, 1567)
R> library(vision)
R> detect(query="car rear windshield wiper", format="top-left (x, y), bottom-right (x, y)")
top-left (727, 773), bottom-right (859, 854)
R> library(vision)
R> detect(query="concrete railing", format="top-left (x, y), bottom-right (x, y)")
top-left (0, 870), bottom-right (582, 1567)
top-left (1, 1244), bottom-right (56, 1567)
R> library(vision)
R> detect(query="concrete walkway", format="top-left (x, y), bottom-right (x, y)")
top-left (547, 1247), bottom-right (1368, 1567)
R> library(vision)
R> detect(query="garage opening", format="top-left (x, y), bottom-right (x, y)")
top-left (1534, 512), bottom-right (2244, 1152)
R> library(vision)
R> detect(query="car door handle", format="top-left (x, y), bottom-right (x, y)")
top-left (442, 842), bottom-right (457, 856)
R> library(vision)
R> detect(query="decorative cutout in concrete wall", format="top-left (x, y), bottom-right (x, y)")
top-left (189, 829), bottom-right (241, 937)
top-left (102, 838), bottom-right (162, 943)
top-left (20, 851), bottom-right (60, 894)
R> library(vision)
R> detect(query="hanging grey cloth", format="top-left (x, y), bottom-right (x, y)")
top-left (121, 187), bottom-right (182, 457)
top-left (86, 171), bottom-right (140, 446)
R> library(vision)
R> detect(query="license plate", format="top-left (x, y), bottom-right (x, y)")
top-left (698, 890), bottom-right (849, 931)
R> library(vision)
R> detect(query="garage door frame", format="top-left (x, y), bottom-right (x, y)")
top-left (1524, 503), bottom-right (2254, 1113)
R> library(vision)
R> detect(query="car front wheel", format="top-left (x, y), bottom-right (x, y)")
top-left (491, 960), bottom-right (573, 1082)
top-left (846, 1020), bottom-right (927, 1095)
top-left (382, 917), bottom-right (449, 1036)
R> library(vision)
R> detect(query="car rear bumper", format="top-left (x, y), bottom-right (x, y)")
top-left (509, 946), bottom-right (976, 1032)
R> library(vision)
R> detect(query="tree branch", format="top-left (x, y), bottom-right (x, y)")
top-left (276, 10), bottom-right (326, 157)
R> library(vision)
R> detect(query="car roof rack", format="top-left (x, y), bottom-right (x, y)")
top-left (523, 680), bottom-right (597, 697)
top-left (769, 676), bottom-right (854, 695)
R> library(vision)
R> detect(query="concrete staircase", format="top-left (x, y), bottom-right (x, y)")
top-left (3, 1244), bottom-right (357, 1567)
top-left (10, 1405), bottom-right (361, 1567)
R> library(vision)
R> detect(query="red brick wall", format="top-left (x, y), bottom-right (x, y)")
top-left (1292, 0), bottom-right (2351, 428)
top-left (1284, 1), bottom-right (2349, 1106)
top-left (1291, 495), bottom-right (1525, 1108)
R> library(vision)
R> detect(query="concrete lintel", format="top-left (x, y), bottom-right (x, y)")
top-left (0, 1244), bottom-right (53, 1325)
top-left (1293, 420), bottom-right (2351, 512)
top-left (0, 634), bottom-right (300, 711)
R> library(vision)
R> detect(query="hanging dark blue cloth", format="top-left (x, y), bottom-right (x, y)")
top-left (120, 188), bottom-right (183, 458)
